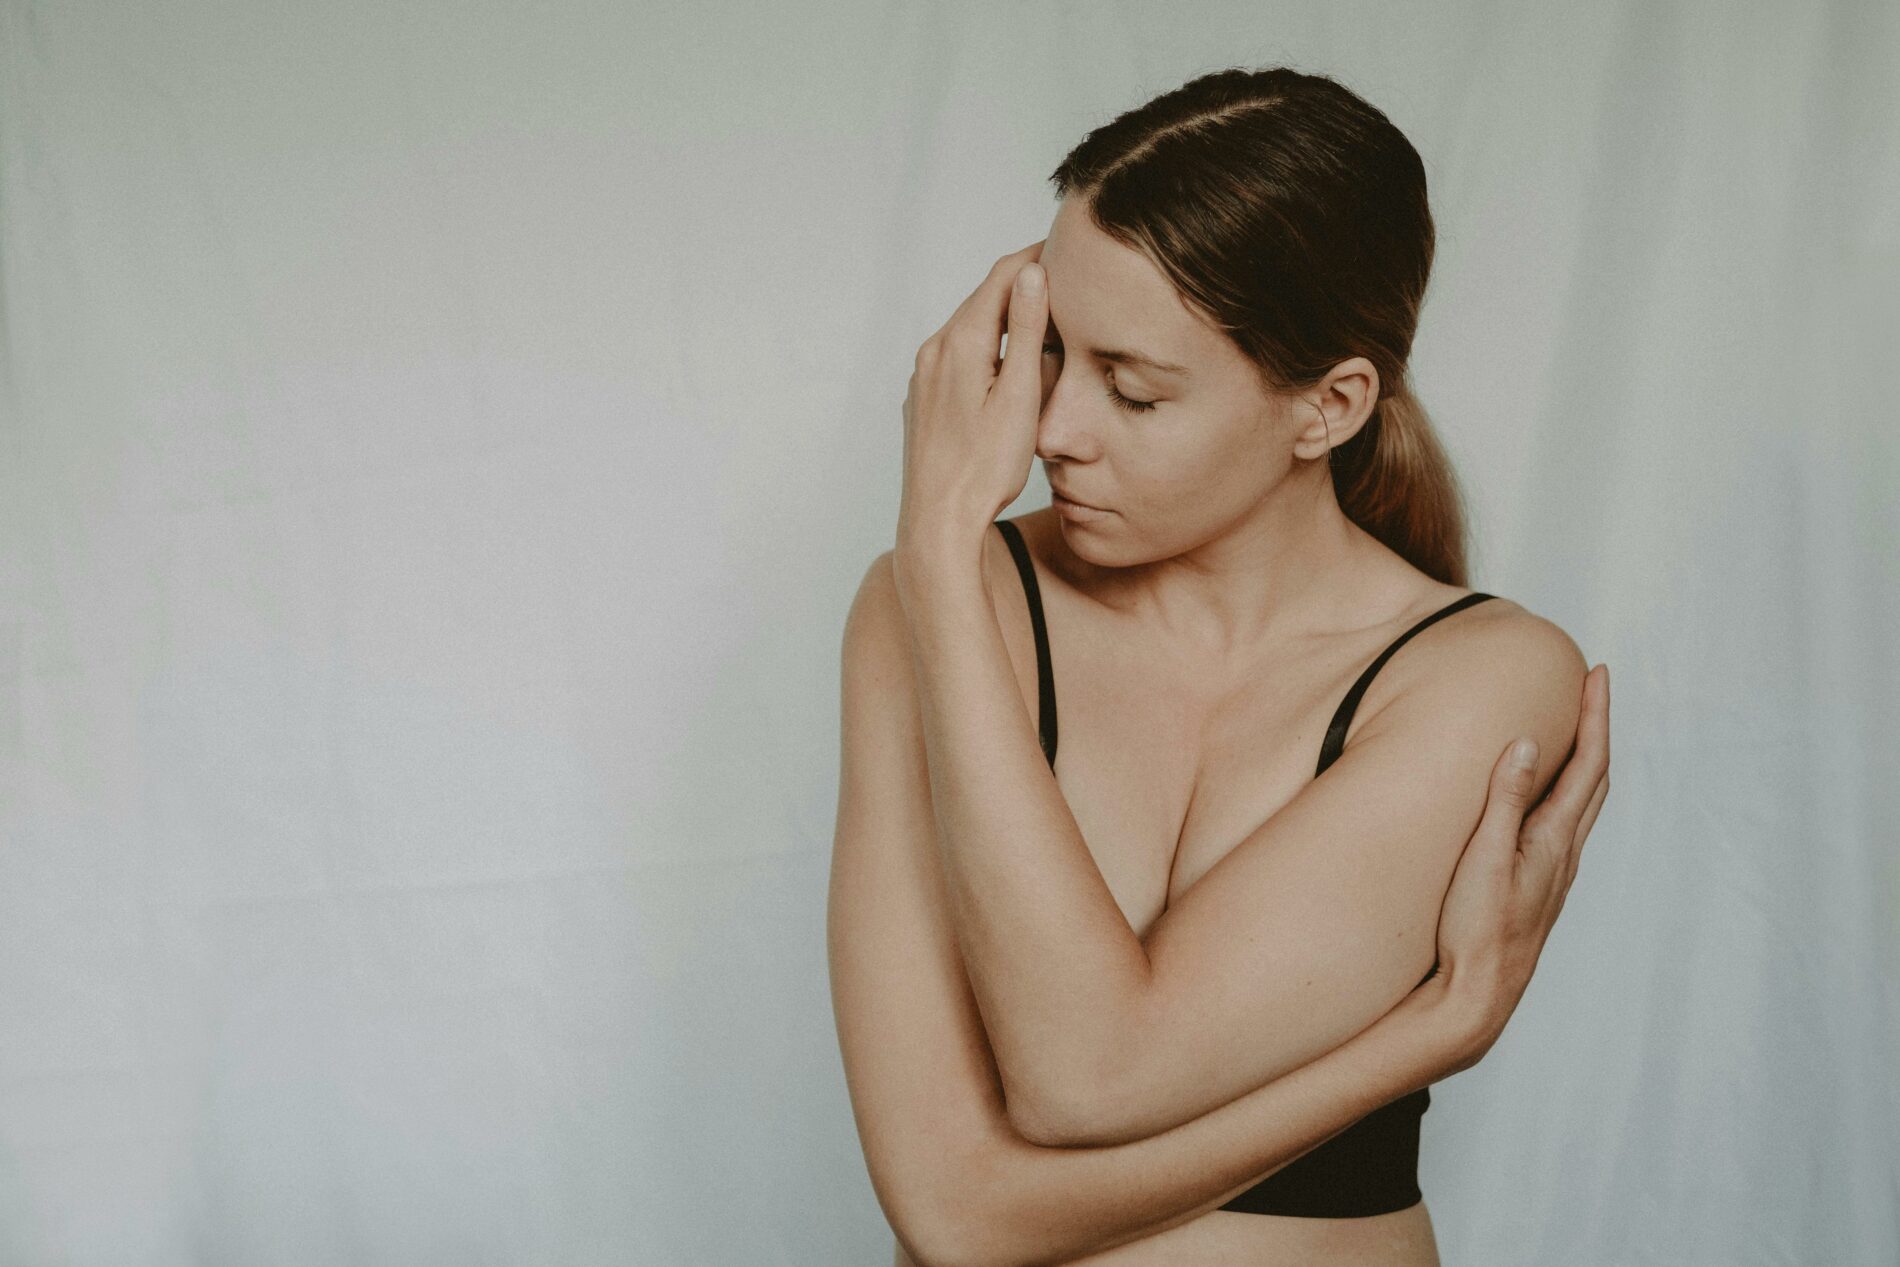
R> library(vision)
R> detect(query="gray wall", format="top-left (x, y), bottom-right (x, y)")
top-left (0, 1), bottom-right (1894, 1262)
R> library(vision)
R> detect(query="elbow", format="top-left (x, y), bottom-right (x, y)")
top-left (1007, 1056), bottom-right (1178, 1148)
top-left (885, 1186), bottom-right (974, 1267)
top-left (902, 1231), bottom-right (999, 1267)
top-left (1004, 1082), bottom-right (1133, 1150)
top-left (890, 1213), bottom-right (969, 1267)
top-left (1004, 1089), bottom-right (1076, 1149)
top-left (1001, 1061), bottom-right (1102, 1147)
top-left (1004, 1007), bottom-right (1155, 1148)
top-left (876, 1114), bottom-right (1047, 1265)
top-left (892, 1183), bottom-right (1022, 1267)
top-left (996, 1030), bottom-right (1141, 1149)
top-left (997, 1030), bottom-right (1153, 1149)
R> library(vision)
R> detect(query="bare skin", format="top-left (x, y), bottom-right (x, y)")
top-left (979, 506), bottom-right (1533, 958)
top-left (835, 217), bottom-right (1609, 1265)
top-left (896, 1206), bottom-right (1438, 1266)
top-left (834, 509), bottom-right (1610, 1263)
top-left (904, 507), bottom-right (1486, 1264)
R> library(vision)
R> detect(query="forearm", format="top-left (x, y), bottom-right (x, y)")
top-left (895, 527), bottom-right (1150, 1123)
top-left (932, 983), bottom-right (1474, 1267)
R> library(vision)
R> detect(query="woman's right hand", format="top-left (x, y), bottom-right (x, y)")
top-left (1418, 662), bottom-right (1612, 1075)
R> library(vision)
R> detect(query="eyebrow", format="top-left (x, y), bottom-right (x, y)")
top-left (1090, 345), bottom-right (1190, 377)
top-left (1041, 308), bottom-right (1190, 376)
top-left (1044, 325), bottom-right (1190, 377)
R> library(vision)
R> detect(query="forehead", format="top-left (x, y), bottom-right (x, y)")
top-left (1039, 198), bottom-right (1224, 359)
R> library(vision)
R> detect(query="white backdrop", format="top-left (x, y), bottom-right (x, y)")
top-left (2, 1), bottom-right (1895, 1263)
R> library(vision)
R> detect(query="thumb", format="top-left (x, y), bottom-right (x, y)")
top-left (995, 263), bottom-right (1047, 410)
top-left (1481, 737), bottom-right (1539, 854)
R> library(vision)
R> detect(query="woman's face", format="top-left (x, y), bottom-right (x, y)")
top-left (1033, 197), bottom-right (1301, 563)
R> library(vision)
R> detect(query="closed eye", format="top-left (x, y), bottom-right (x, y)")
top-left (1042, 341), bottom-right (1157, 414)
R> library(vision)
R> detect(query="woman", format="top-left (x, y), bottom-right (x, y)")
top-left (830, 67), bottom-right (1611, 1265)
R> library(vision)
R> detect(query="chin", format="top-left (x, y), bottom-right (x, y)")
top-left (1053, 513), bottom-right (1139, 568)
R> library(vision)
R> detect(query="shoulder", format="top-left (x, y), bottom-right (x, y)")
top-left (1442, 597), bottom-right (1588, 706)
top-left (841, 531), bottom-right (1017, 702)
top-left (843, 526), bottom-right (1016, 661)
top-left (1356, 595), bottom-right (1588, 778)
top-left (843, 548), bottom-right (907, 677)
top-left (839, 549), bottom-right (928, 772)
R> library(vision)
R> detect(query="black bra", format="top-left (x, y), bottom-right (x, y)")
top-left (993, 516), bottom-right (1497, 1218)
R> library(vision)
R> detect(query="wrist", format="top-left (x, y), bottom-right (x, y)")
top-left (894, 517), bottom-right (989, 608)
top-left (1433, 964), bottom-right (1509, 1073)
top-left (1384, 973), bottom-right (1493, 1080)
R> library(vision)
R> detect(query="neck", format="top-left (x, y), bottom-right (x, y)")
top-left (1062, 466), bottom-right (1385, 662)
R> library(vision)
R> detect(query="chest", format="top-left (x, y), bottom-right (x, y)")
top-left (1035, 643), bottom-right (1372, 941)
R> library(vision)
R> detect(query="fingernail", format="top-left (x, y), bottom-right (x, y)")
top-left (1511, 738), bottom-right (1538, 770)
top-left (1017, 265), bottom-right (1043, 293)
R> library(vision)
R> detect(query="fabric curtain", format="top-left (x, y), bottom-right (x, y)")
top-left (1, 1), bottom-right (1892, 1261)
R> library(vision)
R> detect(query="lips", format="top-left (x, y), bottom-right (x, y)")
top-left (1052, 488), bottom-right (1105, 511)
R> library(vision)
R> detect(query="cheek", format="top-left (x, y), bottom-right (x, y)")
top-left (1152, 420), bottom-right (1243, 484)
top-left (1141, 418), bottom-right (1278, 513)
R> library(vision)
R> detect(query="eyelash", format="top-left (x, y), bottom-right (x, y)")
top-left (1041, 342), bottom-right (1157, 414)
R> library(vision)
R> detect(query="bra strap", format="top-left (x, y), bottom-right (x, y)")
top-left (1316, 592), bottom-right (1496, 775)
top-left (993, 519), bottom-right (1058, 767)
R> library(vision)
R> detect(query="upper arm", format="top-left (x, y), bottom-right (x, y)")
top-left (1053, 609), bottom-right (1587, 1147)
top-left (828, 549), bottom-right (1026, 1262)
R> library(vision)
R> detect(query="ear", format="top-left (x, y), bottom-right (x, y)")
top-left (1289, 357), bottom-right (1381, 461)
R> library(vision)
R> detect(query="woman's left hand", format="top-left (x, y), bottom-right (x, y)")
top-left (898, 242), bottom-right (1049, 558)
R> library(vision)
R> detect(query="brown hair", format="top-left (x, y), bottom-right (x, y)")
top-left (1050, 66), bottom-right (1473, 586)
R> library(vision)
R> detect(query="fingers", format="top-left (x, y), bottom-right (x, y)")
top-left (1570, 772), bottom-right (1610, 881)
top-left (1546, 665), bottom-right (1611, 889)
top-left (934, 250), bottom-right (1025, 340)
top-left (930, 242), bottom-right (1048, 356)
top-left (1523, 664), bottom-right (1609, 852)
top-left (993, 263), bottom-right (1047, 411)
top-left (1577, 767), bottom-right (1610, 846)
top-left (1481, 736), bottom-right (1542, 873)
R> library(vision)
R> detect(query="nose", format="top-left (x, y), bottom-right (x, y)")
top-left (1034, 350), bottom-right (1096, 464)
